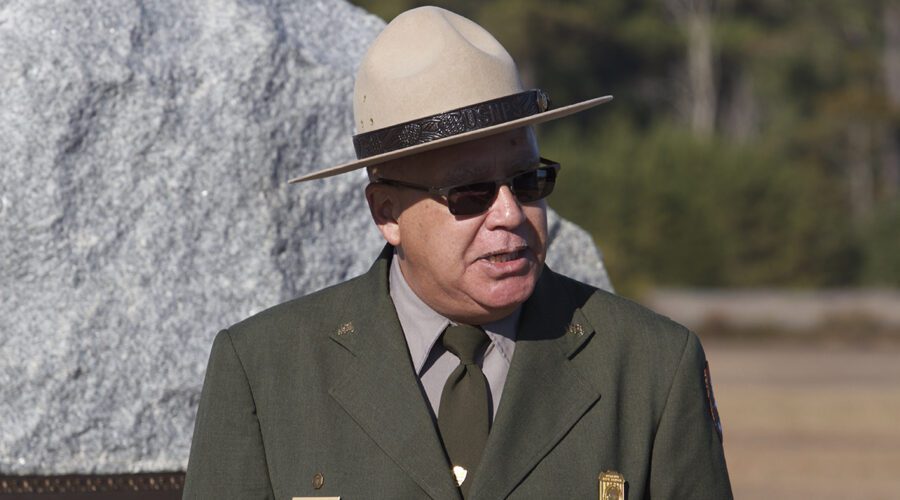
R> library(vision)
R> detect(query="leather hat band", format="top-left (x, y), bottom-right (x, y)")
top-left (352, 89), bottom-right (550, 160)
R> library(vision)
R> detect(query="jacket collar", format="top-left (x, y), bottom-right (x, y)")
top-left (468, 266), bottom-right (602, 499)
top-left (328, 246), bottom-right (601, 499)
top-left (327, 245), bottom-right (462, 499)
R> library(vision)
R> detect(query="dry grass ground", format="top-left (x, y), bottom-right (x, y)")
top-left (705, 340), bottom-right (900, 500)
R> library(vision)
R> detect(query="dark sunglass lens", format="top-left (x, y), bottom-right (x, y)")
top-left (448, 182), bottom-right (497, 215)
top-left (513, 168), bottom-right (556, 202)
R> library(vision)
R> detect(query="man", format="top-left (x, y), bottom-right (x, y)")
top-left (184, 6), bottom-right (732, 500)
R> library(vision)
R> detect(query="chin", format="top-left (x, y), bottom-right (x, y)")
top-left (475, 275), bottom-right (539, 313)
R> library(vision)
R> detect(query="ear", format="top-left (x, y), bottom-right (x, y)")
top-left (365, 182), bottom-right (402, 246)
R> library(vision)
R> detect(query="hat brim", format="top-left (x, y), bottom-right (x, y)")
top-left (288, 95), bottom-right (613, 183)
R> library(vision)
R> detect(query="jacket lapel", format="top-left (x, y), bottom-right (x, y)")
top-left (469, 268), bottom-right (602, 500)
top-left (328, 247), bottom-right (460, 500)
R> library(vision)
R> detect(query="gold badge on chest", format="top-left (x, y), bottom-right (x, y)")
top-left (599, 470), bottom-right (625, 500)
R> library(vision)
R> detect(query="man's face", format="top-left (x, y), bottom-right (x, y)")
top-left (366, 127), bottom-right (549, 324)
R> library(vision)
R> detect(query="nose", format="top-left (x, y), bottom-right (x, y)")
top-left (484, 184), bottom-right (526, 229)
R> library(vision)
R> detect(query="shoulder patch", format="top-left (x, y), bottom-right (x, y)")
top-left (703, 360), bottom-right (723, 441)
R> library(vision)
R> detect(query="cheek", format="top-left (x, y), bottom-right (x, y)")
top-left (523, 205), bottom-right (549, 253)
top-left (401, 203), bottom-right (474, 264)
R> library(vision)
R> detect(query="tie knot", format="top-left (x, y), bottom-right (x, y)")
top-left (442, 324), bottom-right (488, 365)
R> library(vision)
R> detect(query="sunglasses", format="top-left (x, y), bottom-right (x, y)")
top-left (374, 158), bottom-right (560, 216)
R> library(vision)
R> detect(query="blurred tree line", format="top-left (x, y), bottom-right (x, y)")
top-left (353, 0), bottom-right (900, 295)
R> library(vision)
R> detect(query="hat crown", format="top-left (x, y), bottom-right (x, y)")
top-left (353, 6), bottom-right (525, 134)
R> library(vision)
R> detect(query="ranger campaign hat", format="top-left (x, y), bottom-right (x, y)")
top-left (288, 6), bottom-right (612, 183)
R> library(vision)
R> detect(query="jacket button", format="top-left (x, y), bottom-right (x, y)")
top-left (313, 472), bottom-right (325, 490)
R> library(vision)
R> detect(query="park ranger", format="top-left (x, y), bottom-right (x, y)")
top-left (184, 6), bottom-right (732, 499)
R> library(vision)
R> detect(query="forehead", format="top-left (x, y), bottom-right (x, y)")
top-left (384, 127), bottom-right (539, 185)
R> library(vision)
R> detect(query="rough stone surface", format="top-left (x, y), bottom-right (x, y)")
top-left (0, 0), bottom-right (611, 474)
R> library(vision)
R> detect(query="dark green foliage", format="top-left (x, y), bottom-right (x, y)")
top-left (542, 118), bottom-right (859, 295)
top-left (862, 201), bottom-right (900, 284)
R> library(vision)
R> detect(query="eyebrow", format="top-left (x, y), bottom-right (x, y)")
top-left (440, 156), bottom-right (540, 186)
top-left (442, 164), bottom-right (484, 185)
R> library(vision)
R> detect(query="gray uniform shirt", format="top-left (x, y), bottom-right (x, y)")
top-left (389, 254), bottom-right (519, 421)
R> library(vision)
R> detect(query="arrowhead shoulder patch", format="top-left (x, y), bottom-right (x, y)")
top-left (703, 360), bottom-right (723, 442)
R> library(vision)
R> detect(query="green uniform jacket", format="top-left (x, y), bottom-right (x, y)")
top-left (184, 247), bottom-right (732, 499)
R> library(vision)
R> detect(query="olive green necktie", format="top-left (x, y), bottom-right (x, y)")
top-left (438, 324), bottom-right (490, 497)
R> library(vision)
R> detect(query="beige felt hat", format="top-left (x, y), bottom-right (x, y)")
top-left (288, 6), bottom-right (612, 183)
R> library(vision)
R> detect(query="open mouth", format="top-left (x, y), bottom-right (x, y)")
top-left (482, 249), bottom-right (526, 263)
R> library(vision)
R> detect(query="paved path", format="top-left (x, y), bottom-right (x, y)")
top-left (706, 341), bottom-right (900, 500)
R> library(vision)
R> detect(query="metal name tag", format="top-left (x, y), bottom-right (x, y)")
top-left (599, 470), bottom-right (625, 500)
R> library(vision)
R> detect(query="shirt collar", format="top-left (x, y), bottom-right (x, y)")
top-left (389, 252), bottom-right (519, 375)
